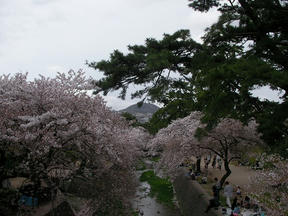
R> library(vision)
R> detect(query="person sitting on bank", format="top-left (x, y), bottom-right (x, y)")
top-left (190, 171), bottom-right (196, 180)
top-left (230, 197), bottom-right (239, 216)
top-left (232, 203), bottom-right (241, 215)
top-left (236, 185), bottom-right (241, 196)
top-left (201, 176), bottom-right (207, 184)
top-left (243, 195), bottom-right (251, 209)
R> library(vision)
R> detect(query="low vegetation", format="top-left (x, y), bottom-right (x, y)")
top-left (140, 170), bottom-right (174, 207)
top-left (135, 160), bottom-right (146, 171)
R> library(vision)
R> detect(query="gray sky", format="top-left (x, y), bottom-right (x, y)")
top-left (0, 0), bottom-right (281, 110)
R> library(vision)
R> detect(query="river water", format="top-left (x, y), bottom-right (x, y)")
top-left (131, 167), bottom-right (182, 216)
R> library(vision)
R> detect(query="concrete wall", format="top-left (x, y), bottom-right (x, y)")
top-left (173, 169), bottom-right (221, 216)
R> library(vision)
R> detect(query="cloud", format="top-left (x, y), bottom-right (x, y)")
top-left (0, 0), bottom-right (67, 47)
top-left (101, 94), bottom-right (137, 111)
top-left (0, 0), bottom-right (220, 109)
top-left (32, 0), bottom-right (59, 5)
top-left (252, 86), bottom-right (283, 103)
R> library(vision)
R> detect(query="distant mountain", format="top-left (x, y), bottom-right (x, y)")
top-left (121, 103), bottom-right (160, 114)
top-left (119, 103), bottom-right (160, 123)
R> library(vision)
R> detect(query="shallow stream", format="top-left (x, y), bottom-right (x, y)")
top-left (131, 162), bottom-right (181, 216)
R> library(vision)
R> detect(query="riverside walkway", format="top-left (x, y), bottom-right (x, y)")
top-left (174, 168), bottom-right (220, 216)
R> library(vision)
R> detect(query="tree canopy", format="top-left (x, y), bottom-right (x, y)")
top-left (249, 155), bottom-right (288, 215)
top-left (189, 0), bottom-right (288, 72)
top-left (0, 71), bottom-right (149, 215)
top-left (149, 112), bottom-right (262, 187)
top-left (88, 0), bottom-right (288, 149)
top-left (88, 30), bottom-right (201, 103)
top-left (189, 0), bottom-right (288, 149)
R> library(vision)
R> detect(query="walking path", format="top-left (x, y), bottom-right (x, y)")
top-left (206, 164), bottom-right (257, 188)
top-left (29, 161), bottom-right (258, 216)
top-left (174, 168), bottom-right (220, 216)
top-left (173, 164), bottom-right (259, 216)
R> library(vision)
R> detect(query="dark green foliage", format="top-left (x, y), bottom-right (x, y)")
top-left (255, 101), bottom-right (288, 149)
top-left (87, 30), bottom-right (201, 103)
top-left (0, 141), bottom-right (30, 182)
top-left (188, 0), bottom-right (219, 12)
top-left (194, 0), bottom-right (288, 72)
top-left (89, 0), bottom-right (288, 151)
top-left (0, 189), bottom-right (18, 216)
top-left (135, 160), bottom-right (146, 171)
top-left (148, 98), bottom-right (199, 134)
top-left (120, 112), bottom-right (150, 130)
top-left (149, 156), bottom-right (160, 162)
top-left (132, 211), bottom-right (139, 216)
top-left (140, 171), bottom-right (174, 207)
top-left (196, 57), bottom-right (281, 123)
top-left (194, 0), bottom-right (288, 148)
top-left (121, 112), bottom-right (137, 121)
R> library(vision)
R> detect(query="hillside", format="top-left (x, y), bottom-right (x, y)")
top-left (119, 103), bottom-right (160, 123)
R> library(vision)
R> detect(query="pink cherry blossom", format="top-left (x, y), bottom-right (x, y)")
top-left (249, 155), bottom-right (288, 215)
top-left (0, 71), bottom-right (149, 214)
top-left (150, 112), bottom-right (262, 186)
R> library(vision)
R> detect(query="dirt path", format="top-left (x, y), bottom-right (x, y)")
top-left (206, 164), bottom-right (257, 187)
top-left (174, 168), bottom-right (220, 216)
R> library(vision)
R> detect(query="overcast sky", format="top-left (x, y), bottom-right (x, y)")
top-left (0, 0), bottom-right (281, 110)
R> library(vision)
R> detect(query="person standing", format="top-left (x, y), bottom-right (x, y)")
top-left (205, 177), bottom-right (221, 213)
top-left (224, 181), bottom-right (234, 208)
top-left (212, 155), bottom-right (217, 168)
top-left (216, 155), bottom-right (222, 170)
top-left (204, 156), bottom-right (208, 169)
top-left (236, 185), bottom-right (241, 196)
top-left (205, 154), bottom-right (211, 169)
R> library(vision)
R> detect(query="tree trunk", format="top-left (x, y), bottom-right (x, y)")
top-left (196, 156), bottom-right (201, 173)
top-left (0, 150), bottom-right (5, 187)
top-left (219, 158), bottom-right (231, 189)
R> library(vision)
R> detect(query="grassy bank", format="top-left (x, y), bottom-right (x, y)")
top-left (140, 170), bottom-right (174, 207)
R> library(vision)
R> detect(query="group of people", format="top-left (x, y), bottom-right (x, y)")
top-left (183, 155), bottom-right (266, 215)
top-left (183, 156), bottom-right (266, 215)
top-left (204, 154), bottom-right (223, 170)
top-left (205, 178), bottom-right (264, 215)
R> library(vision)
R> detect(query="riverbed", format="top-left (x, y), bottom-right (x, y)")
top-left (131, 163), bottom-right (182, 216)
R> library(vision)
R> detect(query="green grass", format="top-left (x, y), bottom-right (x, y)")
top-left (132, 210), bottom-right (139, 216)
top-left (219, 194), bottom-right (226, 206)
top-left (136, 160), bottom-right (146, 171)
top-left (149, 156), bottom-right (161, 162)
top-left (140, 170), bottom-right (174, 207)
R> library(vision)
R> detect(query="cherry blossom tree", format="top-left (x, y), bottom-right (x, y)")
top-left (198, 118), bottom-right (263, 187)
top-left (150, 112), bottom-right (262, 187)
top-left (149, 112), bottom-right (205, 178)
top-left (0, 71), bottom-right (147, 215)
top-left (248, 155), bottom-right (288, 216)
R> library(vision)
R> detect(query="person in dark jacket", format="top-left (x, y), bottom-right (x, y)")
top-left (205, 178), bottom-right (221, 213)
